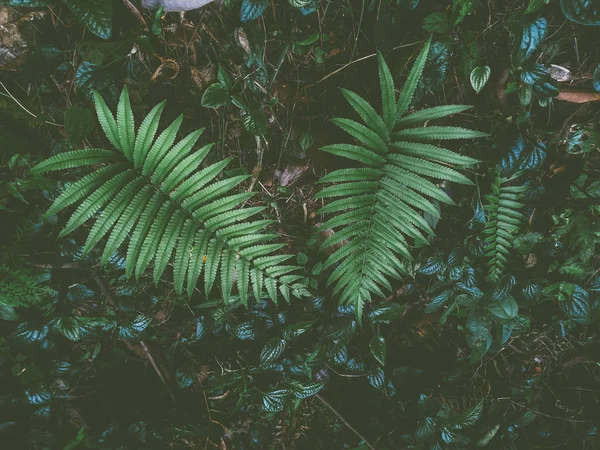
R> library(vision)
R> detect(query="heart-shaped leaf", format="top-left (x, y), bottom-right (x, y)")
top-left (470, 66), bottom-right (491, 94)
top-left (201, 83), bottom-right (230, 108)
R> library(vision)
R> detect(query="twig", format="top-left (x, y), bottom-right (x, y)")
top-left (0, 82), bottom-right (61, 126)
top-left (316, 394), bottom-right (377, 450)
top-left (122, 0), bottom-right (147, 28)
top-left (308, 40), bottom-right (423, 87)
top-left (140, 340), bottom-right (177, 402)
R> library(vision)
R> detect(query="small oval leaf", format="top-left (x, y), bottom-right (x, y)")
top-left (369, 335), bottom-right (387, 366)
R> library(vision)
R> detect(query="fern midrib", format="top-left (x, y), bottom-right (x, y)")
top-left (110, 153), bottom-right (300, 293)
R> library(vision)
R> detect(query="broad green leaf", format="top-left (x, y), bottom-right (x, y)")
top-left (486, 295), bottom-right (518, 321)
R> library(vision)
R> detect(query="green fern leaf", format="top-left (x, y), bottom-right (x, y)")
top-left (316, 40), bottom-right (484, 318)
top-left (35, 88), bottom-right (303, 303)
top-left (397, 36), bottom-right (431, 118)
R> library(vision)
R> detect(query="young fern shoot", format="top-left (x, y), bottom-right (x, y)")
top-left (31, 88), bottom-right (309, 305)
top-left (316, 38), bottom-right (487, 321)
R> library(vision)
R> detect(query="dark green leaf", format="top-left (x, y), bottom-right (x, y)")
top-left (416, 416), bottom-right (437, 439)
top-left (217, 65), bottom-right (232, 90)
top-left (240, 0), bottom-right (268, 22)
top-left (260, 338), bottom-right (286, 364)
top-left (369, 335), bottom-right (386, 366)
top-left (132, 314), bottom-right (152, 332)
top-left (55, 317), bottom-right (82, 342)
top-left (525, 0), bottom-right (550, 14)
top-left (201, 83), bottom-right (230, 108)
top-left (300, 131), bottom-right (314, 152)
top-left (0, 304), bottom-right (18, 321)
top-left (63, 0), bottom-right (113, 40)
top-left (487, 295), bottom-right (518, 321)
top-left (293, 381), bottom-right (324, 398)
top-left (560, 0), bottom-right (600, 26)
top-left (423, 13), bottom-right (450, 34)
top-left (367, 367), bottom-right (385, 389)
top-left (242, 110), bottom-right (268, 136)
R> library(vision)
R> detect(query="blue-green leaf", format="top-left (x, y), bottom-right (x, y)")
top-left (260, 338), bottom-right (286, 364)
top-left (516, 17), bottom-right (547, 63)
top-left (240, 0), bottom-right (268, 22)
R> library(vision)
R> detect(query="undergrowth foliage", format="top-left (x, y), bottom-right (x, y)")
top-left (31, 88), bottom-right (309, 304)
top-left (316, 38), bottom-right (486, 319)
top-left (3, 1), bottom-right (600, 448)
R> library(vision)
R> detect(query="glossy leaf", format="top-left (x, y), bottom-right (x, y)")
top-left (240, 0), bottom-right (268, 22)
top-left (369, 335), bottom-right (386, 366)
top-left (260, 338), bottom-right (286, 364)
top-left (516, 17), bottom-right (547, 63)
top-left (63, 0), bottom-right (113, 40)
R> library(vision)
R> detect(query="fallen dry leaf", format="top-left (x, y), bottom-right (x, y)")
top-left (557, 91), bottom-right (600, 103)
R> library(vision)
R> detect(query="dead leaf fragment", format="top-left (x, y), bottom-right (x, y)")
top-left (557, 91), bottom-right (600, 103)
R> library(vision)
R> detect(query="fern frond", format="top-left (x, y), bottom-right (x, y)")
top-left (396, 36), bottom-right (431, 118)
top-left (396, 105), bottom-right (472, 127)
top-left (316, 40), bottom-right (484, 319)
top-left (29, 149), bottom-right (116, 174)
top-left (31, 88), bottom-right (306, 303)
top-left (483, 174), bottom-right (527, 282)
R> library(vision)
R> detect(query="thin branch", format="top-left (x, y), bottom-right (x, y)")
top-left (316, 394), bottom-right (377, 450)
top-left (308, 40), bottom-right (424, 87)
